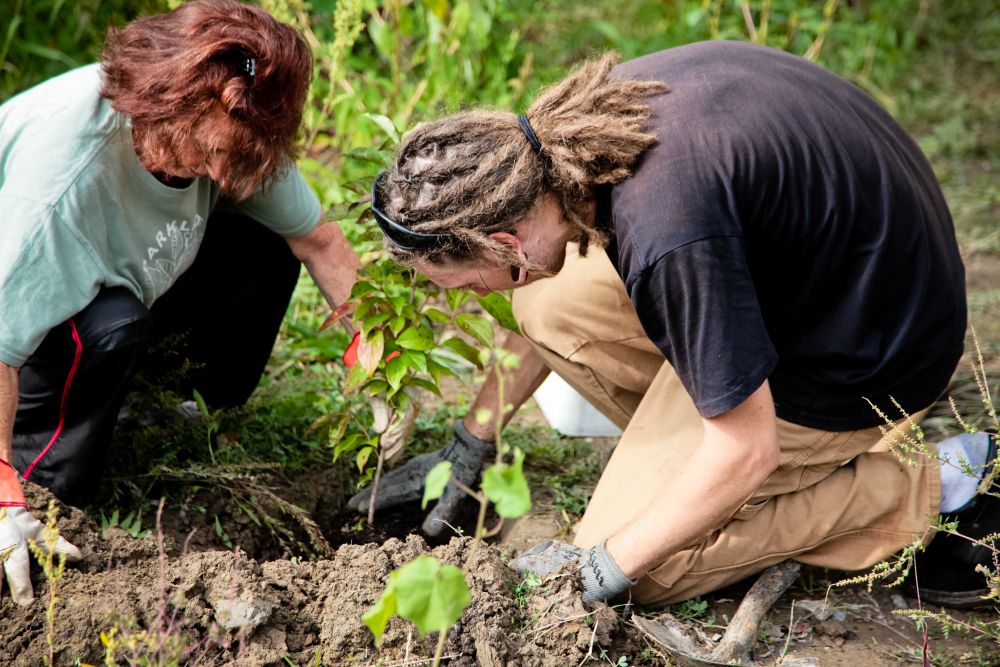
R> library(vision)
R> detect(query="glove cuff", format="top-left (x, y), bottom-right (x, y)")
top-left (453, 419), bottom-right (494, 455)
top-left (0, 459), bottom-right (27, 508)
top-left (580, 539), bottom-right (637, 604)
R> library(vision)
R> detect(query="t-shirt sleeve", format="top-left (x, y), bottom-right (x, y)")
top-left (0, 201), bottom-right (105, 366)
top-left (226, 165), bottom-right (322, 237)
top-left (627, 236), bottom-right (779, 418)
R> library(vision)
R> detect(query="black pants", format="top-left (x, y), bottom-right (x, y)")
top-left (11, 213), bottom-right (301, 507)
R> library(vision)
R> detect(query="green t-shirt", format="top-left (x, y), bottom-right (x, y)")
top-left (0, 64), bottom-right (321, 366)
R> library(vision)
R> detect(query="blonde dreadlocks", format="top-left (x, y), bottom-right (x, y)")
top-left (380, 53), bottom-right (667, 265)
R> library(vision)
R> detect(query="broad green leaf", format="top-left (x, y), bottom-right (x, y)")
top-left (456, 313), bottom-right (494, 348)
top-left (333, 432), bottom-right (364, 461)
top-left (441, 337), bottom-right (483, 369)
top-left (192, 389), bottom-right (210, 418)
top-left (362, 587), bottom-right (398, 646)
top-left (386, 356), bottom-right (408, 390)
top-left (365, 379), bottom-right (390, 396)
top-left (363, 112), bottom-right (401, 144)
top-left (392, 556), bottom-right (471, 636)
top-left (365, 11), bottom-right (391, 58)
top-left (427, 358), bottom-right (459, 386)
top-left (408, 378), bottom-right (442, 397)
top-left (353, 298), bottom-right (375, 323)
top-left (475, 292), bottom-right (520, 334)
top-left (361, 311), bottom-right (392, 336)
top-left (481, 449), bottom-right (531, 518)
top-left (345, 362), bottom-right (370, 391)
top-left (396, 326), bottom-right (436, 351)
top-left (344, 146), bottom-right (389, 165)
top-left (357, 446), bottom-right (373, 472)
top-left (423, 307), bottom-right (451, 325)
top-left (389, 315), bottom-right (406, 337)
top-left (350, 281), bottom-right (379, 301)
top-left (399, 351), bottom-right (428, 374)
top-left (446, 288), bottom-right (470, 312)
top-left (422, 461), bottom-right (453, 509)
top-left (328, 415), bottom-right (350, 444)
top-left (389, 295), bottom-right (407, 314)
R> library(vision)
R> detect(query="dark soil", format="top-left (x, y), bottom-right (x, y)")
top-left (2, 481), bottom-right (652, 667)
top-left (6, 480), bottom-right (998, 667)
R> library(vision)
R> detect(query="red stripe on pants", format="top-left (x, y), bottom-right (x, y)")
top-left (23, 320), bottom-right (83, 480)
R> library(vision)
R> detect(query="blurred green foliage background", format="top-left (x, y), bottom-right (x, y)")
top-left (4, 0), bottom-right (996, 208)
top-left (3, 0), bottom-right (994, 258)
top-left (3, 0), bottom-right (995, 262)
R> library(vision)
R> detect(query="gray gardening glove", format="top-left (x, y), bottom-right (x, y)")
top-left (509, 539), bottom-right (636, 604)
top-left (346, 420), bottom-right (494, 537)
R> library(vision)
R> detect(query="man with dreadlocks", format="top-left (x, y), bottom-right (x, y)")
top-left (0, 0), bottom-right (359, 605)
top-left (356, 41), bottom-right (999, 609)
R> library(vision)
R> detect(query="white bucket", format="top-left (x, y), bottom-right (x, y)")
top-left (532, 373), bottom-right (623, 437)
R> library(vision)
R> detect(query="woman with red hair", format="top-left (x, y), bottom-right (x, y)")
top-left (0, 0), bottom-right (358, 605)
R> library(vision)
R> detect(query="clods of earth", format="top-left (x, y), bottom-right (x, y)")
top-left (3, 480), bottom-right (998, 666)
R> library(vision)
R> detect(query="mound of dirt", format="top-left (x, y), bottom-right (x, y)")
top-left (3, 482), bottom-right (648, 666)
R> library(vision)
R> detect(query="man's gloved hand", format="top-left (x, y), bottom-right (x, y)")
top-left (509, 539), bottom-right (636, 604)
top-left (346, 420), bottom-right (494, 537)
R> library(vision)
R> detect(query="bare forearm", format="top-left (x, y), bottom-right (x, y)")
top-left (606, 383), bottom-right (780, 579)
top-left (463, 331), bottom-right (550, 441)
top-left (606, 434), bottom-right (774, 578)
top-left (0, 363), bottom-right (19, 463)
top-left (287, 219), bottom-right (362, 309)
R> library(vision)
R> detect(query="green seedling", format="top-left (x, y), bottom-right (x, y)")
top-left (362, 556), bottom-right (471, 667)
top-left (100, 508), bottom-right (150, 540)
top-left (422, 461), bottom-right (453, 510)
top-left (365, 316), bottom-right (530, 662)
top-left (481, 448), bottom-right (531, 518)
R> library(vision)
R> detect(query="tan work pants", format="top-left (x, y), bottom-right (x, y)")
top-left (512, 246), bottom-right (940, 604)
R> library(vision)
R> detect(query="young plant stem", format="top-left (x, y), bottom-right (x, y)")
top-left (368, 445), bottom-right (386, 526)
top-left (431, 627), bottom-right (448, 667)
top-left (27, 501), bottom-right (66, 667)
top-left (466, 361), bottom-right (507, 566)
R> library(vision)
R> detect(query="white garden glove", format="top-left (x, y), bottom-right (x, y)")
top-left (509, 539), bottom-right (636, 604)
top-left (1, 460), bottom-right (81, 606)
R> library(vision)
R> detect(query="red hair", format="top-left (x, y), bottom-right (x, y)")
top-left (100, 0), bottom-right (312, 200)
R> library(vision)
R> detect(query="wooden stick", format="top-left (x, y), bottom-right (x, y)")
top-left (709, 561), bottom-right (801, 665)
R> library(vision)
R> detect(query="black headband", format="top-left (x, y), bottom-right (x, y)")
top-left (517, 114), bottom-right (542, 154)
top-left (370, 172), bottom-right (451, 251)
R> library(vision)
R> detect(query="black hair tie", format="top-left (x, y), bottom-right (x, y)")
top-left (517, 114), bottom-right (542, 154)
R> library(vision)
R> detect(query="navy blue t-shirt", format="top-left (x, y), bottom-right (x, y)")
top-left (603, 41), bottom-right (966, 430)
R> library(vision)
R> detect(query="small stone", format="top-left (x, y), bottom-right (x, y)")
top-left (213, 597), bottom-right (272, 630)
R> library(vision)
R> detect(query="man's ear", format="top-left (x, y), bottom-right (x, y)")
top-left (488, 230), bottom-right (526, 263)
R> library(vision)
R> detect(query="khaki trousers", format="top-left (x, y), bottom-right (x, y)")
top-left (512, 247), bottom-right (940, 604)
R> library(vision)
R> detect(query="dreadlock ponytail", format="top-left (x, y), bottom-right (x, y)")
top-left (521, 53), bottom-right (666, 253)
top-left (383, 52), bottom-right (666, 264)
